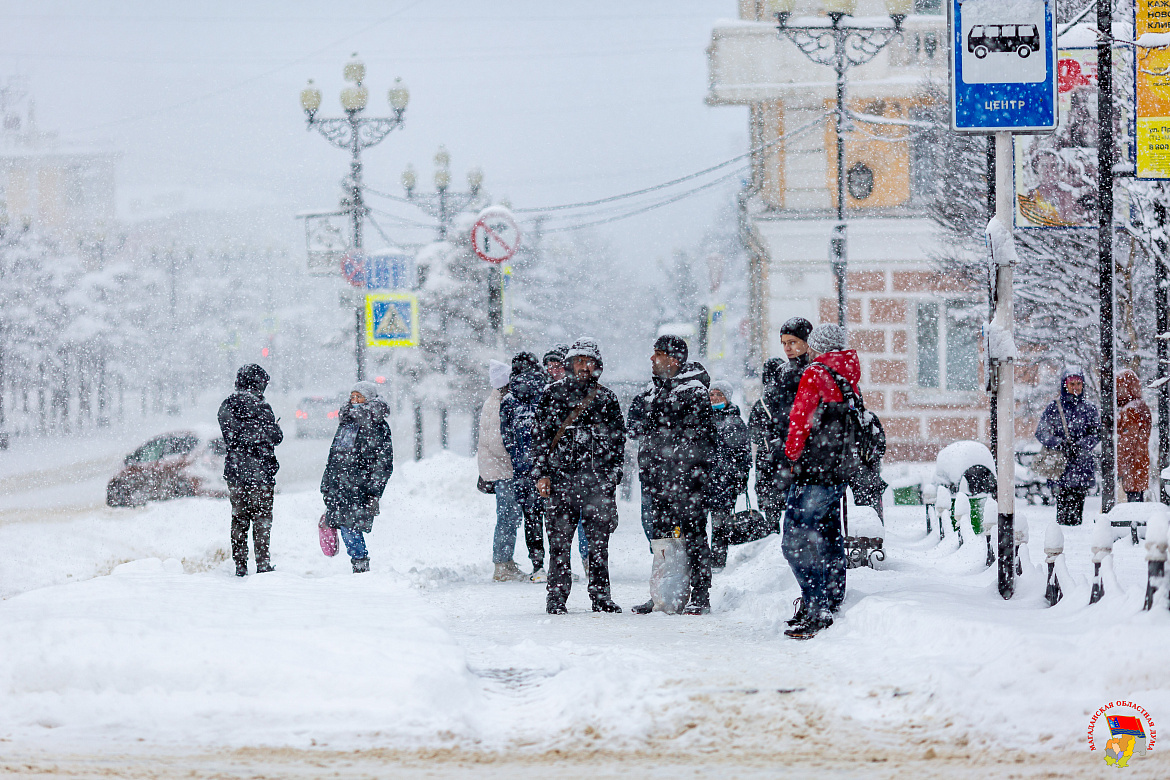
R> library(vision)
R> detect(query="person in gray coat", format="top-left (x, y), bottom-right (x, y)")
top-left (321, 381), bottom-right (394, 573)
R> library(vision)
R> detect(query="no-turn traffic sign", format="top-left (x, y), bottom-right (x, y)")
top-left (471, 206), bottom-right (520, 264)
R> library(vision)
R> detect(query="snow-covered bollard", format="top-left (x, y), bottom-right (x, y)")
top-left (1014, 515), bottom-right (1029, 577)
top-left (1043, 524), bottom-right (1064, 606)
top-left (935, 485), bottom-right (952, 542)
top-left (922, 483), bottom-right (937, 534)
top-left (1144, 513), bottom-right (1169, 611)
top-left (1090, 523), bottom-right (1114, 605)
top-left (952, 490), bottom-right (970, 547)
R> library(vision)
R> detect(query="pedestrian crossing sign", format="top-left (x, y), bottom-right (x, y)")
top-left (365, 292), bottom-right (419, 348)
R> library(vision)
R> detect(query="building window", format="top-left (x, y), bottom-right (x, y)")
top-left (916, 300), bottom-right (980, 391)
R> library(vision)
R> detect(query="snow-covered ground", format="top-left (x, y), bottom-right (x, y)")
top-left (1, 429), bottom-right (1168, 778)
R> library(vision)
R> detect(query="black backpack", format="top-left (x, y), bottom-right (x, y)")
top-left (792, 365), bottom-right (884, 485)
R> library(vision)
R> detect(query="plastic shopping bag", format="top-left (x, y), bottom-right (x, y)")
top-left (649, 536), bottom-right (691, 613)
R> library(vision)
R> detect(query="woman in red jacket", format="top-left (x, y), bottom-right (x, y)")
top-left (1116, 369), bottom-right (1151, 503)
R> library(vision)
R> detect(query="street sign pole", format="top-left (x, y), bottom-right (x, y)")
top-left (1099, 0), bottom-right (1117, 513)
top-left (951, 0), bottom-right (1057, 600)
top-left (992, 130), bottom-right (1017, 600)
top-left (472, 205), bottom-right (520, 353)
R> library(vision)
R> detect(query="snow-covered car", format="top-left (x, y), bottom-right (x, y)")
top-left (106, 430), bottom-right (229, 507)
top-left (294, 395), bottom-right (341, 438)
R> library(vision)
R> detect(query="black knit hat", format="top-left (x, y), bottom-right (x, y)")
top-left (512, 351), bottom-right (542, 376)
top-left (654, 334), bottom-right (688, 364)
top-left (780, 317), bottom-right (813, 343)
top-left (542, 343), bottom-right (569, 366)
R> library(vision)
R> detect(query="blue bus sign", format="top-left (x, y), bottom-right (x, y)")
top-left (949, 0), bottom-right (1058, 132)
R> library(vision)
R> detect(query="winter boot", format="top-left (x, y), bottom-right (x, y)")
top-left (784, 613), bottom-right (833, 640)
top-left (234, 562), bottom-right (248, 578)
top-left (683, 590), bottom-right (710, 615)
top-left (494, 561), bottom-right (526, 582)
top-left (786, 597), bottom-right (808, 626)
top-left (592, 599), bottom-right (622, 613)
top-left (352, 557), bottom-right (370, 574)
top-left (631, 599), bottom-right (654, 615)
top-left (530, 566), bottom-right (547, 583)
top-left (546, 600), bottom-right (567, 615)
top-left (255, 561), bottom-right (274, 574)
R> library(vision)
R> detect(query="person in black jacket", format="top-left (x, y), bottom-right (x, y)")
top-left (218, 364), bottom-right (283, 577)
top-left (500, 352), bottom-right (547, 580)
top-left (706, 380), bottom-right (751, 568)
top-left (630, 334), bottom-right (717, 615)
top-left (748, 317), bottom-right (812, 526)
top-left (321, 381), bottom-right (395, 573)
top-left (533, 338), bottom-right (625, 615)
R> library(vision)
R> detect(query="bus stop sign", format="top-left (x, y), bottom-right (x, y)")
top-left (949, 0), bottom-right (1058, 132)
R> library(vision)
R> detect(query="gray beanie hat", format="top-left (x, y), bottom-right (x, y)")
top-left (710, 379), bottom-right (736, 403)
top-left (352, 380), bottom-right (380, 401)
top-left (807, 324), bottom-right (848, 354)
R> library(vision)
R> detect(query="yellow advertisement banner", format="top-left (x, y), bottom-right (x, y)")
top-left (1137, 0), bottom-right (1170, 178)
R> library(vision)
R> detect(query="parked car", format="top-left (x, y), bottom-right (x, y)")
top-left (294, 395), bottom-right (341, 438)
top-left (107, 430), bottom-right (228, 507)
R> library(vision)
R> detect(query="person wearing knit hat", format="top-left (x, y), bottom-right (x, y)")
top-left (543, 344), bottom-right (570, 383)
top-left (479, 359), bottom-right (525, 581)
top-left (629, 336), bottom-right (717, 615)
top-left (705, 380), bottom-right (751, 569)
top-left (533, 337), bottom-right (626, 614)
top-left (780, 321), bottom-right (863, 639)
top-left (321, 378), bottom-right (394, 574)
top-left (806, 323), bottom-right (848, 356)
top-left (500, 352), bottom-right (551, 581)
top-left (780, 316), bottom-right (814, 345)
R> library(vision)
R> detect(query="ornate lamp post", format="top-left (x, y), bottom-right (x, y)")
top-left (401, 147), bottom-right (484, 240)
top-left (773, 0), bottom-right (910, 327)
top-left (301, 53), bottom-right (409, 380)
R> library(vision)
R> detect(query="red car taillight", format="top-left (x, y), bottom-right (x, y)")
top-left (295, 410), bottom-right (307, 419)
top-left (327, 410), bottom-right (339, 419)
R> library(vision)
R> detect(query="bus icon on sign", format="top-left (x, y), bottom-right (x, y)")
top-left (968, 24), bottom-right (1040, 59)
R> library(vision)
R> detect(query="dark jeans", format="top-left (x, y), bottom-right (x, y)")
top-left (645, 481), bottom-right (711, 606)
top-left (782, 484), bottom-right (846, 620)
top-left (547, 480), bottom-right (617, 607)
top-left (229, 482), bottom-right (274, 569)
top-left (340, 527), bottom-right (367, 561)
top-left (710, 506), bottom-right (732, 568)
top-left (1056, 487), bottom-right (1088, 526)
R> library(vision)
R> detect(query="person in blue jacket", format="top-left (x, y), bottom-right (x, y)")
top-left (1036, 365), bottom-right (1100, 526)
top-left (321, 381), bottom-right (394, 572)
top-left (500, 352), bottom-right (548, 581)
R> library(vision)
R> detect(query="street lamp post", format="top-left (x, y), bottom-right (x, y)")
top-left (401, 150), bottom-right (484, 450)
top-left (774, 0), bottom-right (910, 327)
top-left (301, 54), bottom-right (409, 381)
top-left (401, 147), bottom-right (484, 240)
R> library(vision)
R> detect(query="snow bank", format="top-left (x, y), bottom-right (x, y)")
top-left (0, 559), bottom-right (480, 749)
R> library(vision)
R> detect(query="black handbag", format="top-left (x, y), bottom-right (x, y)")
top-left (477, 476), bottom-right (496, 494)
top-left (724, 492), bottom-right (777, 546)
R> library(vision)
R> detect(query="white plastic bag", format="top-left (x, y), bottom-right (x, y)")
top-left (649, 537), bottom-right (691, 614)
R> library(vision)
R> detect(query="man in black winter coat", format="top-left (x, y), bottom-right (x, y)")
top-left (630, 334), bottom-right (718, 615)
top-left (533, 338), bottom-right (625, 615)
top-left (748, 317), bottom-right (813, 526)
top-left (218, 364), bottom-right (283, 576)
top-left (705, 380), bottom-right (751, 568)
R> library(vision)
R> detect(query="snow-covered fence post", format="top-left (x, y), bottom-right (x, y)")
top-left (936, 485), bottom-right (951, 541)
top-left (1090, 524), bottom-right (1114, 604)
top-left (952, 490), bottom-right (968, 546)
top-left (1144, 514), bottom-right (1168, 611)
top-left (1043, 524), bottom-right (1064, 606)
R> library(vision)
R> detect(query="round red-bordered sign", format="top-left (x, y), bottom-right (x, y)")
top-left (471, 206), bottom-right (520, 264)
top-left (341, 251), bottom-right (366, 287)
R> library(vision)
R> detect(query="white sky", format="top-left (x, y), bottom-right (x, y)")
top-left (2, 1), bottom-right (747, 261)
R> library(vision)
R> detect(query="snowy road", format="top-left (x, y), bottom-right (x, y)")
top-left (1, 433), bottom-right (1168, 778)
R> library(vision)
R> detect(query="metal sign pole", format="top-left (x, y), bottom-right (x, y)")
top-left (1098, 0), bottom-right (1117, 513)
top-left (993, 131), bottom-right (1017, 600)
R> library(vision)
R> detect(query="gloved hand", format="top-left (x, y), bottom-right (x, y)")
top-left (1060, 440), bottom-right (1078, 459)
top-left (367, 496), bottom-right (380, 515)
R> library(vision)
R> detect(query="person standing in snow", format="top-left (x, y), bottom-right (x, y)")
top-left (748, 317), bottom-right (813, 527)
top-left (320, 381), bottom-right (394, 573)
top-left (533, 338), bottom-right (625, 614)
top-left (543, 344), bottom-right (569, 384)
top-left (1117, 369), bottom-right (1152, 503)
top-left (479, 359), bottom-right (526, 581)
top-left (706, 380), bottom-right (751, 569)
top-left (781, 324), bottom-right (860, 638)
top-left (630, 335), bottom-right (717, 616)
top-left (218, 364), bottom-right (283, 577)
top-left (1036, 366), bottom-right (1100, 525)
top-left (500, 352), bottom-right (548, 581)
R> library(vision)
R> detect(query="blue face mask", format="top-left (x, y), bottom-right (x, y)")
top-left (712, 402), bottom-right (726, 410)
